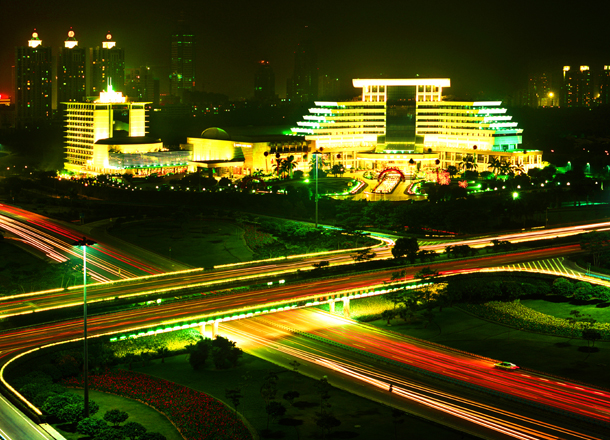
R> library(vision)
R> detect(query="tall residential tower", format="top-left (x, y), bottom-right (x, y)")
top-left (169, 21), bottom-right (195, 100)
top-left (91, 32), bottom-right (125, 96)
top-left (14, 30), bottom-right (53, 127)
top-left (57, 28), bottom-right (87, 105)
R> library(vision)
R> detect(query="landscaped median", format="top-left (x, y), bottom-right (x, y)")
top-left (460, 301), bottom-right (610, 339)
top-left (62, 369), bottom-right (252, 440)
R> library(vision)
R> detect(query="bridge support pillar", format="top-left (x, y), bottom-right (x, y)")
top-left (199, 324), bottom-right (206, 337)
top-left (328, 300), bottom-right (335, 314)
top-left (212, 321), bottom-right (219, 339)
top-left (342, 298), bottom-right (350, 318)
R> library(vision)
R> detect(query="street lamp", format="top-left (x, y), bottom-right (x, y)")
top-left (72, 236), bottom-right (96, 418)
top-left (312, 148), bottom-right (324, 227)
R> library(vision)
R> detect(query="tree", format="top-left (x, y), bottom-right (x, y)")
top-left (77, 418), bottom-right (108, 438)
top-left (156, 347), bottom-right (169, 363)
top-left (186, 338), bottom-right (210, 370)
top-left (225, 388), bottom-right (243, 415)
top-left (96, 427), bottom-right (127, 440)
top-left (104, 409), bottom-right (129, 427)
top-left (42, 392), bottom-right (98, 421)
top-left (381, 309), bottom-right (395, 326)
top-left (283, 390), bottom-right (300, 406)
top-left (315, 411), bottom-right (341, 438)
top-left (352, 248), bottom-right (376, 262)
top-left (415, 267), bottom-right (439, 279)
top-left (265, 401), bottom-right (287, 429)
top-left (392, 237), bottom-right (419, 263)
top-left (446, 165), bottom-right (458, 178)
top-left (122, 422), bottom-right (147, 440)
top-left (211, 336), bottom-right (243, 369)
top-left (582, 328), bottom-right (602, 350)
top-left (552, 277), bottom-right (574, 297)
top-left (487, 157), bottom-right (502, 175)
top-left (260, 371), bottom-right (279, 405)
top-left (580, 231), bottom-right (610, 267)
top-left (330, 164), bottom-right (345, 177)
top-left (459, 154), bottom-right (477, 176)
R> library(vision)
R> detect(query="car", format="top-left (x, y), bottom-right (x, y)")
top-left (494, 361), bottom-right (520, 371)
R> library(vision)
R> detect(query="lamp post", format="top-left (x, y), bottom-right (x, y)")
top-left (73, 236), bottom-right (96, 418)
top-left (312, 148), bottom-right (324, 227)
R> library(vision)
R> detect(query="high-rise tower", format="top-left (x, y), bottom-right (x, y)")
top-left (14, 30), bottom-right (53, 127)
top-left (57, 28), bottom-right (87, 104)
top-left (562, 65), bottom-right (593, 107)
top-left (91, 32), bottom-right (125, 96)
top-left (598, 66), bottom-right (610, 106)
top-left (169, 20), bottom-right (195, 100)
top-left (254, 60), bottom-right (275, 101)
top-left (287, 40), bottom-right (318, 103)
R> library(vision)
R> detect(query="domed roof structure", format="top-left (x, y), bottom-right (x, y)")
top-left (201, 127), bottom-right (230, 140)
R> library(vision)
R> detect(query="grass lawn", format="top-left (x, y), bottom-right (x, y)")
top-left (132, 353), bottom-right (472, 440)
top-left (521, 298), bottom-right (610, 323)
top-left (110, 219), bottom-right (252, 267)
top-left (56, 389), bottom-right (182, 440)
top-left (365, 304), bottom-right (610, 389)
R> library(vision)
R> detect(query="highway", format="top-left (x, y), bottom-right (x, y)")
top-left (1, 204), bottom-right (609, 439)
top-left (221, 312), bottom-right (607, 440)
top-left (0, 278), bottom-right (606, 439)
top-left (0, 204), bottom-right (166, 281)
top-left (0, 244), bottom-right (582, 318)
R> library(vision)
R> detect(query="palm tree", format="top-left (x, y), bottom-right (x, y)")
top-left (487, 157), bottom-right (502, 175)
top-left (283, 155), bottom-right (296, 179)
top-left (498, 159), bottom-right (512, 175)
top-left (459, 154), bottom-right (477, 177)
top-left (511, 163), bottom-right (525, 176)
top-left (446, 165), bottom-right (458, 178)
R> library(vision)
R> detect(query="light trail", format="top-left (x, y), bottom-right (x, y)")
top-left (222, 320), bottom-right (602, 440)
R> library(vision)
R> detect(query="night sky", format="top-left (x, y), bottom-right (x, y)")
top-left (2, 0), bottom-right (608, 100)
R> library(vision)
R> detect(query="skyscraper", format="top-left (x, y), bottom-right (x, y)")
top-left (91, 32), bottom-right (125, 96)
top-left (562, 65), bottom-right (592, 107)
top-left (57, 28), bottom-right (86, 104)
top-left (287, 40), bottom-right (318, 103)
top-left (254, 60), bottom-right (275, 101)
top-left (125, 66), bottom-right (159, 105)
top-left (169, 20), bottom-right (195, 100)
top-left (14, 30), bottom-right (53, 127)
top-left (598, 66), bottom-right (610, 106)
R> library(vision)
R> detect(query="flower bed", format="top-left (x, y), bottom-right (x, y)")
top-left (461, 301), bottom-right (610, 340)
top-left (62, 370), bottom-right (251, 440)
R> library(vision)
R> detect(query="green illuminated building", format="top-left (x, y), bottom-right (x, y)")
top-left (170, 21), bottom-right (196, 100)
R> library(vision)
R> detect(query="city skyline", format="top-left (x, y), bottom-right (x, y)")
top-left (3, 0), bottom-right (609, 101)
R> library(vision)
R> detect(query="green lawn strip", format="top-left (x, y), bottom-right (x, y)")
top-left (110, 219), bottom-right (252, 267)
top-left (363, 305), bottom-right (610, 389)
top-left (132, 353), bottom-right (472, 440)
top-left (522, 299), bottom-right (610, 324)
top-left (56, 389), bottom-right (182, 440)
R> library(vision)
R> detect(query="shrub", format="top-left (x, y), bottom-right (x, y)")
top-left (552, 278), bottom-right (574, 297)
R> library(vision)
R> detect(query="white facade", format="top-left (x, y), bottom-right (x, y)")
top-left (291, 78), bottom-right (542, 173)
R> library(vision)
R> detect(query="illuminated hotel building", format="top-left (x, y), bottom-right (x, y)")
top-left (292, 78), bottom-right (542, 173)
top-left (58, 28), bottom-right (87, 104)
top-left (91, 32), bottom-right (125, 96)
top-left (64, 88), bottom-right (170, 174)
top-left (14, 30), bottom-right (53, 127)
